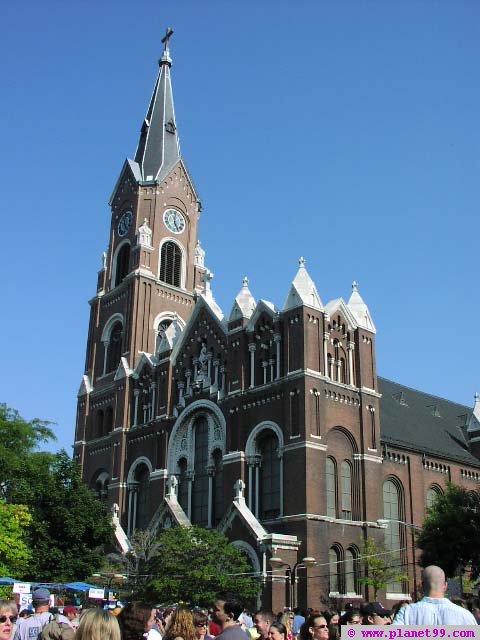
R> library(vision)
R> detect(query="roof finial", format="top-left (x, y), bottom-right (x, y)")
top-left (475, 392), bottom-right (479, 403)
top-left (299, 257), bottom-right (306, 268)
top-left (352, 280), bottom-right (359, 292)
top-left (243, 276), bottom-right (249, 288)
top-left (160, 27), bottom-right (174, 66)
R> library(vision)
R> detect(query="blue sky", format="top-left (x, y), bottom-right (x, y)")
top-left (1, 1), bottom-right (479, 453)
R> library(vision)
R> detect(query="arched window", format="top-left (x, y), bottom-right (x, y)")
top-left (177, 458), bottom-right (189, 514)
top-left (96, 410), bottom-right (104, 438)
top-left (329, 546), bottom-right (341, 594)
top-left (135, 464), bottom-right (150, 530)
top-left (114, 243), bottom-right (130, 287)
top-left (426, 485), bottom-right (442, 509)
top-left (191, 417), bottom-right (209, 526)
top-left (382, 479), bottom-right (405, 592)
top-left (345, 547), bottom-right (358, 594)
top-left (160, 241), bottom-right (182, 288)
top-left (341, 461), bottom-right (352, 520)
top-left (326, 457), bottom-right (337, 518)
top-left (259, 431), bottom-right (280, 519)
top-left (212, 449), bottom-right (223, 526)
top-left (106, 322), bottom-right (123, 373)
top-left (340, 358), bottom-right (346, 384)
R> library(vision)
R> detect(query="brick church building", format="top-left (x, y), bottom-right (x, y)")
top-left (73, 36), bottom-right (480, 609)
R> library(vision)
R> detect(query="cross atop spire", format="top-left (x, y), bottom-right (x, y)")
top-left (160, 27), bottom-right (174, 66)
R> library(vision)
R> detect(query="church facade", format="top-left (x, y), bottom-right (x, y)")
top-left (73, 38), bottom-right (480, 609)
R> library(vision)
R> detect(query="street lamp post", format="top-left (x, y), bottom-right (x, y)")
top-left (270, 556), bottom-right (316, 609)
top-left (376, 518), bottom-right (421, 598)
top-left (91, 573), bottom-right (127, 602)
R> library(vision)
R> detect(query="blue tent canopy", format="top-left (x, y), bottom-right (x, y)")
top-left (0, 578), bottom-right (14, 585)
top-left (63, 582), bottom-right (97, 592)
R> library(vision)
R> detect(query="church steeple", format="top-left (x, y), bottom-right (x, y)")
top-left (134, 28), bottom-right (181, 182)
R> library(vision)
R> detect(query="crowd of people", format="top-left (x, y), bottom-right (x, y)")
top-left (0, 565), bottom-right (478, 640)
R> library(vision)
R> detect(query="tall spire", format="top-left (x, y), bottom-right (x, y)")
top-left (135, 27), bottom-right (181, 182)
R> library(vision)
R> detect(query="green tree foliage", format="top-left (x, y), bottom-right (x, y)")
top-left (359, 537), bottom-right (409, 600)
top-left (417, 483), bottom-right (480, 579)
top-left (0, 404), bottom-right (114, 581)
top-left (0, 500), bottom-right (32, 576)
top-left (142, 526), bottom-right (261, 606)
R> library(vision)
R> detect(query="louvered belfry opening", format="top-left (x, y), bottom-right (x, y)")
top-left (160, 241), bottom-right (182, 287)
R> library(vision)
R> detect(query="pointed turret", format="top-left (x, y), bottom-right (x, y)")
top-left (229, 277), bottom-right (256, 321)
top-left (135, 28), bottom-right (181, 182)
top-left (467, 392), bottom-right (480, 434)
top-left (283, 257), bottom-right (323, 311)
top-left (347, 280), bottom-right (376, 333)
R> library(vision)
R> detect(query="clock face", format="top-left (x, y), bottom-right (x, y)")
top-left (118, 210), bottom-right (133, 237)
top-left (163, 209), bottom-right (186, 234)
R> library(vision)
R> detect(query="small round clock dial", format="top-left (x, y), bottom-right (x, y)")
top-left (118, 210), bottom-right (133, 237)
top-left (163, 209), bottom-right (186, 234)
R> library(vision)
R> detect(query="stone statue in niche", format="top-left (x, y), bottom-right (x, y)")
top-left (195, 342), bottom-right (208, 384)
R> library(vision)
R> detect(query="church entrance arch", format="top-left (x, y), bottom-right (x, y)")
top-left (168, 400), bottom-right (226, 526)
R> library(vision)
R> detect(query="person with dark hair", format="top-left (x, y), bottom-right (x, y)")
top-left (339, 609), bottom-right (361, 626)
top-left (321, 610), bottom-right (339, 640)
top-left (118, 602), bottom-right (157, 640)
top-left (360, 603), bottom-right (391, 626)
top-left (299, 615), bottom-right (328, 640)
top-left (254, 611), bottom-right (275, 640)
top-left (212, 595), bottom-right (250, 640)
top-left (193, 610), bottom-right (214, 640)
top-left (268, 622), bottom-right (287, 640)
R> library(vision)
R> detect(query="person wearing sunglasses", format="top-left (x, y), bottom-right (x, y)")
top-left (299, 615), bottom-right (329, 640)
top-left (193, 610), bottom-right (213, 640)
top-left (0, 600), bottom-right (18, 640)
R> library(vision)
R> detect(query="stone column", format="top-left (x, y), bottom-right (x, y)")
top-left (219, 365), bottom-right (226, 400)
top-left (178, 381), bottom-right (185, 407)
top-left (347, 341), bottom-right (355, 386)
top-left (249, 344), bottom-right (256, 388)
top-left (185, 370), bottom-right (192, 397)
top-left (193, 358), bottom-right (199, 380)
top-left (324, 332), bottom-right (329, 377)
top-left (151, 382), bottom-right (157, 419)
top-left (274, 334), bottom-right (281, 380)
top-left (269, 358), bottom-right (275, 383)
top-left (336, 359), bottom-right (342, 383)
top-left (262, 361), bottom-right (268, 385)
top-left (186, 470), bottom-right (194, 521)
top-left (212, 359), bottom-right (220, 393)
top-left (207, 464), bottom-right (215, 528)
top-left (102, 339), bottom-right (110, 376)
top-left (133, 388), bottom-right (140, 427)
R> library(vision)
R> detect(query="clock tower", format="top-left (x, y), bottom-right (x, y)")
top-left (74, 32), bottom-right (206, 517)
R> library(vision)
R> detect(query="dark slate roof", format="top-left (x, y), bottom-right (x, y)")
top-left (378, 377), bottom-right (479, 467)
top-left (134, 56), bottom-right (181, 182)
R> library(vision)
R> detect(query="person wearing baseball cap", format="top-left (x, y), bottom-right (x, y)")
top-left (361, 603), bottom-right (391, 625)
top-left (14, 588), bottom-right (52, 640)
top-left (62, 607), bottom-right (79, 630)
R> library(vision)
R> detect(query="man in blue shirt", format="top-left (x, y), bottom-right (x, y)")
top-left (393, 565), bottom-right (477, 625)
